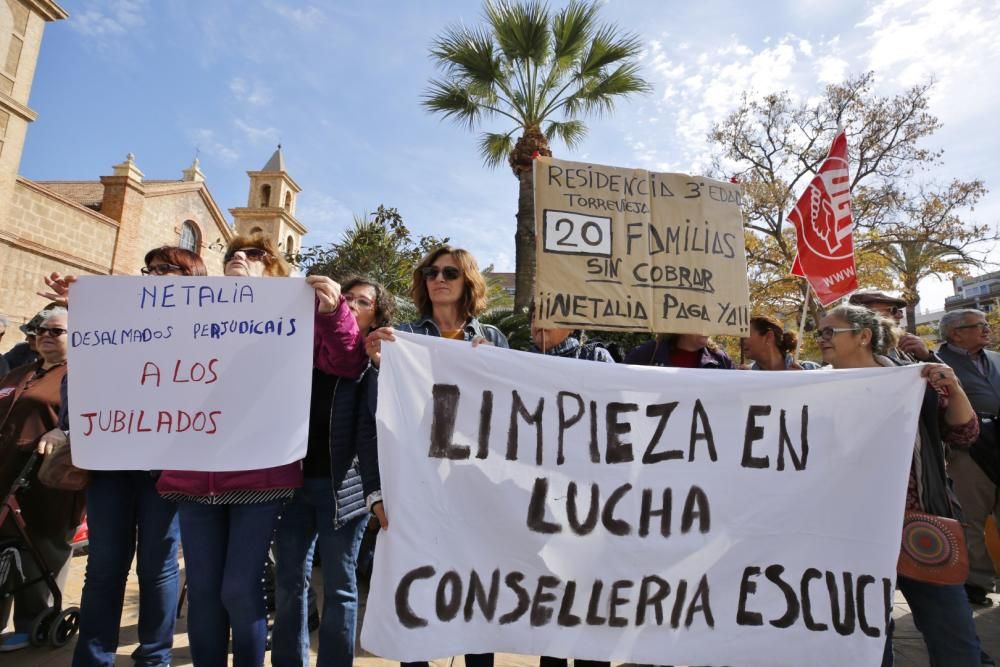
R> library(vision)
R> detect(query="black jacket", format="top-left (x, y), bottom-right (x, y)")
top-left (303, 364), bottom-right (380, 527)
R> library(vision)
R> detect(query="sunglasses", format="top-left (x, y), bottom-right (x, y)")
top-left (36, 326), bottom-right (68, 338)
top-left (813, 326), bottom-right (858, 342)
top-left (224, 247), bottom-right (270, 263)
top-left (141, 263), bottom-right (183, 276)
top-left (955, 322), bottom-right (991, 332)
top-left (344, 294), bottom-right (374, 309)
top-left (422, 266), bottom-right (461, 281)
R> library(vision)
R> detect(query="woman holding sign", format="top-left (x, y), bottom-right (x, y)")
top-left (271, 276), bottom-right (392, 667)
top-left (156, 235), bottom-right (368, 667)
top-left (365, 246), bottom-right (507, 667)
top-left (62, 247), bottom-right (207, 667)
top-left (818, 304), bottom-right (985, 667)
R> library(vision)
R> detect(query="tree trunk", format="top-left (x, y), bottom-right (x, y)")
top-left (513, 168), bottom-right (536, 312)
top-left (902, 283), bottom-right (919, 334)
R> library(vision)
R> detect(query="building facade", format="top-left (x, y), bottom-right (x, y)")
top-left (0, 0), bottom-right (306, 348)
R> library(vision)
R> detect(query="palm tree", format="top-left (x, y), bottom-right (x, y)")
top-left (423, 0), bottom-right (650, 309)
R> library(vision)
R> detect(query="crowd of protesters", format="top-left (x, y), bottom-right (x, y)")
top-left (0, 239), bottom-right (998, 667)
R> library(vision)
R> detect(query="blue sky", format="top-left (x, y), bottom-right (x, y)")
top-left (20, 0), bottom-right (1000, 311)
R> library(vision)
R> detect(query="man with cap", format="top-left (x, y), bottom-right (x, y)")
top-left (848, 290), bottom-right (938, 363)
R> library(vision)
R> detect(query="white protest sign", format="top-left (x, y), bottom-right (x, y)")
top-left (67, 276), bottom-right (313, 471)
top-left (361, 333), bottom-right (924, 666)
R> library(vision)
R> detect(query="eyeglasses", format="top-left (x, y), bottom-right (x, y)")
top-left (422, 266), bottom-right (461, 281)
top-left (814, 326), bottom-right (859, 342)
top-left (141, 263), bottom-right (183, 276)
top-left (888, 306), bottom-right (903, 316)
top-left (224, 247), bottom-right (270, 263)
top-left (344, 294), bottom-right (374, 309)
top-left (955, 322), bottom-right (991, 332)
top-left (36, 326), bottom-right (68, 338)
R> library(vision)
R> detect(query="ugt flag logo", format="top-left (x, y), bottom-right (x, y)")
top-left (789, 130), bottom-right (858, 305)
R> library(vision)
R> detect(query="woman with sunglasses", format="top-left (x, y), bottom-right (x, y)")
top-left (156, 234), bottom-right (368, 667)
top-left (30, 247), bottom-right (205, 666)
top-left (271, 276), bottom-right (393, 667)
top-left (0, 308), bottom-right (82, 653)
top-left (365, 246), bottom-right (506, 667)
top-left (817, 304), bottom-right (985, 666)
top-left (740, 315), bottom-right (820, 371)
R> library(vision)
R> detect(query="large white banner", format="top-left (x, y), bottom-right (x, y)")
top-left (67, 276), bottom-right (313, 470)
top-left (362, 333), bottom-right (925, 666)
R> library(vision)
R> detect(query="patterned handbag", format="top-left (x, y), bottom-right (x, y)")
top-left (897, 510), bottom-right (969, 585)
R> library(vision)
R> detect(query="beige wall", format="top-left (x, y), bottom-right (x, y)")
top-left (0, 181), bottom-right (118, 350)
top-left (142, 190), bottom-right (227, 275)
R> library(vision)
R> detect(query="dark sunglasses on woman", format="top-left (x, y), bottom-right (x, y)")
top-left (421, 266), bottom-right (461, 281)
top-left (141, 263), bottom-right (183, 276)
top-left (36, 326), bottom-right (68, 337)
top-left (224, 247), bottom-right (270, 263)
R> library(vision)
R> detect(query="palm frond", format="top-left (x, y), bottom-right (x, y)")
top-left (578, 25), bottom-right (644, 79)
top-left (544, 119), bottom-right (588, 150)
top-left (479, 131), bottom-right (516, 170)
top-left (551, 0), bottom-right (599, 67)
top-left (422, 79), bottom-right (482, 129)
top-left (573, 62), bottom-right (651, 116)
top-left (430, 26), bottom-right (503, 89)
top-left (485, 0), bottom-right (551, 63)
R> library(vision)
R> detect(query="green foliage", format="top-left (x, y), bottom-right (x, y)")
top-left (290, 205), bottom-right (449, 303)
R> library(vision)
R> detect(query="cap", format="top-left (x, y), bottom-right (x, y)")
top-left (848, 290), bottom-right (907, 308)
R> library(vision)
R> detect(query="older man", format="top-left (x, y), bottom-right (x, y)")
top-left (849, 290), bottom-right (938, 362)
top-left (937, 308), bottom-right (1000, 606)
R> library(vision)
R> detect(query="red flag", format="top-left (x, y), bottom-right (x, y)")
top-left (788, 130), bottom-right (857, 305)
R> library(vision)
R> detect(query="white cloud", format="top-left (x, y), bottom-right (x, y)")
top-left (265, 2), bottom-right (325, 30)
top-left (70, 0), bottom-right (146, 37)
top-left (297, 193), bottom-right (353, 247)
top-left (234, 119), bottom-right (280, 145)
top-left (190, 129), bottom-right (238, 164)
top-left (229, 78), bottom-right (273, 106)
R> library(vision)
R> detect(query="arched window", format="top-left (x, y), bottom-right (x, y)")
top-left (260, 184), bottom-right (272, 207)
top-left (286, 235), bottom-right (295, 254)
top-left (179, 220), bottom-right (200, 252)
top-left (249, 226), bottom-right (264, 236)
top-left (284, 191), bottom-right (292, 211)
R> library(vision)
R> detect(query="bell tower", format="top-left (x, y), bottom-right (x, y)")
top-left (230, 146), bottom-right (307, 255)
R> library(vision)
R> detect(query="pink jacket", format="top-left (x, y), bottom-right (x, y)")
top-left (157, 296), bottom-right (366, 497)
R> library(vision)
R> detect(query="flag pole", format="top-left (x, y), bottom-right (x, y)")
top-left (794, 287), bottom-right (811, 362)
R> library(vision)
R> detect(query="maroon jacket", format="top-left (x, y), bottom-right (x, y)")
top-left (157, 296), bottom-right (367, 497)
top-left (0, 362), bottom-right (85, 536)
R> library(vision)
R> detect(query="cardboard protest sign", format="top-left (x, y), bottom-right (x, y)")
top-left (533, 156), bottom-right (751, 335)
top-left (362, 333), bottom-right (923, 666)
top-left (67, 276), bottom-right (313, 470)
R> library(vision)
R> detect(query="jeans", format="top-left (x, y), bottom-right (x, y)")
top-left (271, 479), bottom-right (367, 667)
top-left (882, 575), bottom-right (982, 666)
top-left (177, 500), bottom-right (282, 667)
top-left (72, 472), bottom-right (180, 667)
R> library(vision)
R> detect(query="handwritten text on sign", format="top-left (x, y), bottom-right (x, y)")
top-left (533, 157), bottom-right (751, 335)
top-left (67, 276), bottom-right (313, 471)
top-left (361, 334), bottom-right (923, 666)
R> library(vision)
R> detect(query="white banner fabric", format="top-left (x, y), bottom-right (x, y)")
top-left (67, 276), bottom-right (313, 471)
top-left (361, 333), bottom-right (926, 666)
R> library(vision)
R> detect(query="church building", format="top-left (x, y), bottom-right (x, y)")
top-left (0, 0), bottom-right (307, 345)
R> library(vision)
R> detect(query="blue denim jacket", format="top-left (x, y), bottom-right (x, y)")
top-left (397, 316), bottom-right (510, 348)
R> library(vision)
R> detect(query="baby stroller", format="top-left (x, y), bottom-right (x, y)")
top-left (0, 452), bottom-right (80, 648)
